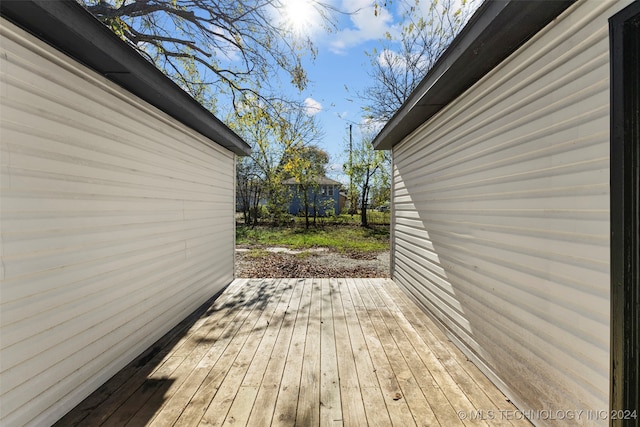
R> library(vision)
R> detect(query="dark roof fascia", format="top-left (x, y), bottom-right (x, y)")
top-left (372, 0), bottom-right (576, 150)
top-left (0, 0), bottom-right (251, 156)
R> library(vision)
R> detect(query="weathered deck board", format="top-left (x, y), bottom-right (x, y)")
top-left (295, 278), bottom-right (322, 427)
top-left (340, 278), bottom-right (390, 427)
top-left (270, 278), bottom-right (312, 426)
top-left (330, 278), bottom-right (368, 427)
top-left (56, 278), bottom-right (532, 427)
top-left (152, 278), bottom-right (279, 427)
top-left (246, 278), bottom-right (305, 426)
top-left (381, 279), bottom-right (524, 427)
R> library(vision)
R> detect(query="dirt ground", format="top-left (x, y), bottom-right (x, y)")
top-left (235, 246), bottom-right (390, 278)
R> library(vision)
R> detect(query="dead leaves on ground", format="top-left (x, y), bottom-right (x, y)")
top-left (236, 251), bottom-right (388, 278)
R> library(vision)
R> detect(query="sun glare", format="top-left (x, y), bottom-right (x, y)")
top-left (282, 0), bottom-right (316, 35)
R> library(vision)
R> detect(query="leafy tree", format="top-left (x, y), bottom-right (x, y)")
top-left (369, 162), bottom-right (391, 209)
top-left (363, 0), bottom-right (479, 122)
top-left (282, 145), bottom-right (329, 229)
top-left (344, 126), bottom-right (391, 227)
top-left (229, 98), bottom-right (324, 225)
top-left (79, 0), bottom-right (337, 109)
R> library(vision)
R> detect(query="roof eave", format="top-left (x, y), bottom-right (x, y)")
top-left (0, 0), bottom-right (251, 156)
top-left (372, 0), bottom-right (576, 151)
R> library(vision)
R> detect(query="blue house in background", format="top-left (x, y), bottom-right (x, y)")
top-left (283, 176), bottom-right (342, 216)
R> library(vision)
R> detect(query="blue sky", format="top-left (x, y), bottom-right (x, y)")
top-left (276, 0), bottom-right (407, 184)
top-left (119, 0), bottom-right (477, 185)
top-left (274, 0), bottom-right (480, 184)
top-left (208, 0), bottom-right (478, 185)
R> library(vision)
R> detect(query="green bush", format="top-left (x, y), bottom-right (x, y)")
top-left (236, 224), bottom-right (389, 254)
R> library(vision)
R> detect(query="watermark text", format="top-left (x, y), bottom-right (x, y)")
top-left (456, 409), bottom-right (637, 422)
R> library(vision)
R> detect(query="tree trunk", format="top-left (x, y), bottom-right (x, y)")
top-left (251, 184), bottom-right (261, 227)
top-left (313, 194), bottom-right (317, 226)
top-left (360, 189), bottom-right (368, 227)
top-left (302, 185), bottom-right (310, 229)
top-left (361, 167), bottom-right (371, 227)
top-left (305, 206), bottom-right (310, 229)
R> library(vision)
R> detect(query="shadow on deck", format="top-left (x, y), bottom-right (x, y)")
top-left (56, 278), bottom-right (530, 426)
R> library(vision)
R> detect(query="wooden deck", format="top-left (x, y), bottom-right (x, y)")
top-left (56, 278), bottom-right (531, 426)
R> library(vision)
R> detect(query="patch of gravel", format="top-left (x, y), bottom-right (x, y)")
top-left (235, 247), bottom-right (390, 278)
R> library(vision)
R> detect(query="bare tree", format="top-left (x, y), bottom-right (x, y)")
top-left (362, 0), bottom-right (480, 122)
top-left (236, 157), bottom-right (264, 226)
top-left (79, 0), bottom-right (338, 109)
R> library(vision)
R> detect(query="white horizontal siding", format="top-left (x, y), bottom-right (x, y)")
top-left (391, 2), bottom-right (631, 426)
top-left (0, 19), bottom-right (235, 426)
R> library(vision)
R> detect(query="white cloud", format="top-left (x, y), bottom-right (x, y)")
top-left (360, 116), bottom-right (386, 133)
top-left (327, 163), bottom-right (348, 186)
top-left (209, 25), bottom-right (241, 62)
top-left (377, 48), bottom-right (428, 71)
top-left (304, 97), bottom-right (323, 115)
top-left (377, 48), bottom-right (403, 68)
top-left (328, 0), bottom-right (398, 55)
top-left (328, 162), bottom-right (343, 173)
top-left (325, 0), bottom-right (481, 56)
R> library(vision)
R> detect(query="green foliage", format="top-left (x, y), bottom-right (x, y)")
top-left (236, 224), bottom-right (389, 254)
top-left (336, 211), bottom-right (390, 225)
top-left (294, 251), bottom-right (316, 259)
top-left (283, 145), bottom-right (330, 228)
top-left (343, 126), bottom-right (391, 227)
top-left (245, 248), bottom-right (270, 258)
top-left (229, 98), bottom-right (326, 226)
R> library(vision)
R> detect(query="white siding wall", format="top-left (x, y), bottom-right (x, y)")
top-left (0, 20), bottom-right (235, 426)
top-left (392, 1), bottom-right (630, 425)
